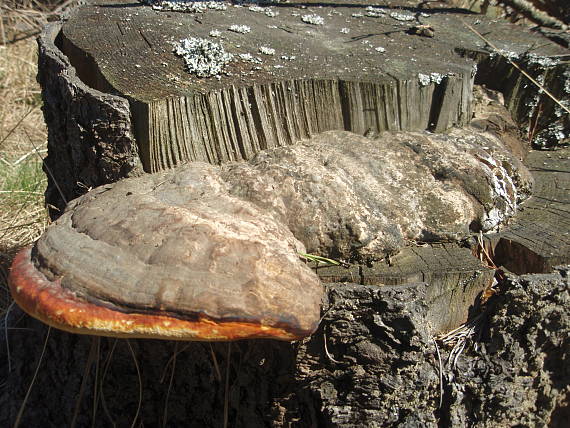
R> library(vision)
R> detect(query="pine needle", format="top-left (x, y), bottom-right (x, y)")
top-left (223, 343), bottom-right (231, 428)
top-left (91, 337), bottom-right (101, 427)
top-left (298, 252), bottom-right (349, 268)
top-left (433, 338), bottom-right (443, 409)
top-left (161, 342), bottom-right (178, 428)
top-left (209, 343), bottom-right (222, 383)
top-left (3, 301), bottom-right (15, 373)
top-left (99, 339), bottom-right (118, 427)
top-left (71, 337), bottom-right (98, 428)
top-left (14, 326), bottom-right (51, 428)
top-left (125, 340), bottom-right (142, 428)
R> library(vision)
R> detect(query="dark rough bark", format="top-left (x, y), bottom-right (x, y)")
top-left (467, 51), bottom-right (569, 149)
top-left (1, 268), bottom-right (568, 427)
top-left (38, 22), bottom-right (143, 218)
top-left (446, 267), bottom-right (570, 427)
top-left (295, 282), bottom-right (440, 427)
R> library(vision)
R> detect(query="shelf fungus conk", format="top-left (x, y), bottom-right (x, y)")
top-left (8, 163), bottom-right (323, 341)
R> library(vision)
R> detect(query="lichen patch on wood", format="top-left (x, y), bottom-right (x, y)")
top-left (55, 0), bottom-right (568, 175)
top-left (173, 37), bottom-right (233, 78)
top-left (141, 0), bottom-right (228, 13)
top-left (54, 0), bottom-right (568, 176)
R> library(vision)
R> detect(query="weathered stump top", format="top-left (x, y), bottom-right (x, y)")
top-left (55, 0), bottom-right (568, 173)
top-left (61, 0), bottom-right (563, 100)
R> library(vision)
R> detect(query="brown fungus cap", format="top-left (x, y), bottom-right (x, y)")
top-left (9, 247), bottom-right (309, 341)
top-left (9, 163), bottom-right (323, 341)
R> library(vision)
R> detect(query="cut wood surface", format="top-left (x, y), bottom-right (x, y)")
top-left (56, 0), bottom-right (567, 174)
top-left (59, 0), bottom-right (474, 172)
top-left (39, 1), bottom-right (569, 215)
top-left (315, 244), bottom-right (494, 332)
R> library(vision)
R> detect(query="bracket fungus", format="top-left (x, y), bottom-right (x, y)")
top-left (9, 163), bottom-right (323, 341)
top-left (9, 130), bottom-right (532, 341)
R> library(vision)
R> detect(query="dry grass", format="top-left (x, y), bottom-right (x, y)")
top-left (0, 1), bottom-right (65, 320)
top-left (1, 1), bottom-right (68, 44)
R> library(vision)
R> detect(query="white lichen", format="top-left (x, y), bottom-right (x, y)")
top-left (375, 46), bottom-right (386, 53)
top-left (229, 24), bottom-right (251, 34)
top-left (248, 5), bottom-right (278, 17)
top-left (430, 73), bottom-right (444, 84)
top-left (491, 49), bottom-right (520, 61)
top-left (259, 46), bottom-right (276, 55)
top-left (174, 37), bottom-right (233, 77)
top-left (209, 29), bottom-right (222, 38)
top-left (418, 72), bottom-right (445, 86)
top-left (239, 53), bottom-right (262, 64)
top-left (301, 14), bottom-right (324, 25)
top-left (418, 74), bottom-right (430, 86)
top-left (389, 12), bottom-right (415, 21)
top-left (365, 6), bottom-right (385, 18)
top-left (476, 152), bottom-right (518, 230)
top-left (526, 53), bottom-right (560, 67)
top-left (281, 55), bottom-right (296, 61)
top-left (340, 27), bottom-right (350, 34)
top-left (143, 0), bottom-right (227, 13)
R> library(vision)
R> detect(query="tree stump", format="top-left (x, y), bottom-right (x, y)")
top-left (39, 0), bottom-right (569, 214)
top-left (2, 0), bottom-right (569, 426)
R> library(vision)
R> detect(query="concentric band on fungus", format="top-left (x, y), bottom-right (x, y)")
top-left (9, 246), bottom-right (302, 341)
